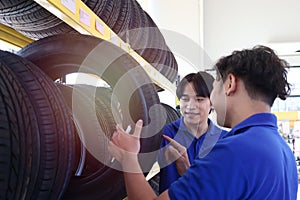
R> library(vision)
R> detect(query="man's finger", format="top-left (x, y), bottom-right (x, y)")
top-left (162, 135), bottom-right (172, 142)
top-left (116, 123), bottom-right (124, 133)
top-left (133, 119), bottom-right (143, 138)
top-left (163, 135), bottom-right (180, 146)
top-left (163, 135), bottom-right (186, 154)
top-left (168, 145), bottom-right (182, 158)
top-left (165, 145), bottom-right (181, 163)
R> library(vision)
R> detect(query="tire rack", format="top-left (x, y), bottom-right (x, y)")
top-left (0, 0), bottom-right (176, 94)
top-left (0, 0), bottom-right (175, 196)
top-left (38, 0), bottom-right (175, 192)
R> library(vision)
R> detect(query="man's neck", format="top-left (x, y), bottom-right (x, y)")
top-left (186, 121), bottom-right (209, 139)
top-left (229, 99), bottom-right (271, 128)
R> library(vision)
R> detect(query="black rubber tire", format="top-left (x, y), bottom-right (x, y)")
top-left (112, 0), bottom-right (132, 35)
top-left (124, 0), bottom-right (141, 45)
top-left (157, 46), bottom-right (179, 83)
top-left (0, 0), bottom-right (76, 40)
top-left (56, 84), bottom-right (125, 199)
top-left (0, 50), bottom-right (74, 199)
top-left (59, 84), bottom-right (117, 162)
top-left (65, 85), bottom-right (130, 200)
top-left (161, 103), bottom-right (181, 124)
top-left (132, 9), bottom-right (179, 83)
top-left (18, 34), bottom-right (164, 199)
top-left (129, 0), bottom-right (149, 53)
top-left (166, 44), bottom-right (179, 83)
top-left (84, 0), bottom-right (120, 30)
top-left (148, 103), bottom-right (181, 195)
top-left (105, 0), bottom-right (122, 29)
top-left (0, 51), bottom-right (39, 200)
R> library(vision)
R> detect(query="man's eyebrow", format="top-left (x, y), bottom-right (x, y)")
top-left (181, 94), bottom-right (203, 98)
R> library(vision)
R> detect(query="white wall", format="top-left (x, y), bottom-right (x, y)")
top-left (138, 0), bottom-right (300, 66)
top-left (137, 0), bottom-right (205, 76)
top-left (204, 0), bottom-right (300, 63)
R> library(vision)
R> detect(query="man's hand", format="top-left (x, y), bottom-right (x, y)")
top-left (163, 135), bottom-right (190, 176)
top-left (108, 120), bottom-right (143, 171)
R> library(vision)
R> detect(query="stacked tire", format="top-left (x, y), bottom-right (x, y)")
top-left (0, 0), bottom-right (178, 85)
top-left (0, 50), bottom-right (74, 199)
top-left (0, 33), bottom-right (175, 199)
top-left (148, 103), bottom-right (181, 195)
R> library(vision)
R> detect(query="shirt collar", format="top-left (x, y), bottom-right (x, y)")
top-left (226, 113), bottom-right (277, 137)
top-left (178, 117), bottom-right (219, 138)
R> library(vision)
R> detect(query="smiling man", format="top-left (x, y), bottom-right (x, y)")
top-left (158, 72), bottom-right (227, 193)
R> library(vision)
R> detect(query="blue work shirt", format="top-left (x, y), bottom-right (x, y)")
top-left (168, 113), bottom-right (298, 200)
top-left (158, 117), bottom-right (227, 193)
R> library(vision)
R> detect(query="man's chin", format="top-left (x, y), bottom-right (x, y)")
top-left (184, 118), bottom-right (200, 125)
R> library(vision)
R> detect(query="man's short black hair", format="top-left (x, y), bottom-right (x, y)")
top-left (176, 71), bottom-right (215, 99)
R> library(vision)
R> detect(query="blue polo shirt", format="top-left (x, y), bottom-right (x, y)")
top-left (168, 113), bottom-right (298, 200)
top-left (158, 118), bottom-right (227, 193)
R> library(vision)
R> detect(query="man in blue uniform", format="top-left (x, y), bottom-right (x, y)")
top-left (109, 45), bottom-right (298, 200)
top-left (158, 72), bottom-right (227, 193)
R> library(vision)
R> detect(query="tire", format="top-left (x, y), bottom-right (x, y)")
top-left (112, 0), bottom-right (131, 35)
top-left (0, 51), bottom-right (38, 200)
top-left (161, 103), bottom-right (181, 124)
top-left (0, 0), bottom-right (76, 40)
top-left (148, 103), bottom-right (181, 195)
top-left (84, 0), bottom-right (120, 30)
top-left (0, 50), bottom-right (74, 199)
top-left (18, 34), bottom-right (164, 199)
top-left (56, 84), bottom-right (125, 199)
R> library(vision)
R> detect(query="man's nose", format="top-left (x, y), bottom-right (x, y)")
top-left (186, 99), bottom-right (197, 108)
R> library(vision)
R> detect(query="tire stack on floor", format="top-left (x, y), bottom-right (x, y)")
top-left (0, 0), bottom-right (178, 86)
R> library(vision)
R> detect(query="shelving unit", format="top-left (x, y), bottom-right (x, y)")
top-left (0, 0), bottom-right (176, 94)
top-left (0, 0), bottom-right (176, 193)
top-left (0, 0), bottom-right (176, 93)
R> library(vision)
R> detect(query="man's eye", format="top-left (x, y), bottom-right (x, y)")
top-left (181, 98), bottom-right (189, 102)
top-left (196, 98), bottom-right (206, 102)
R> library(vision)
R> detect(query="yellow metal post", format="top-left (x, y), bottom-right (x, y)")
top-left (0, 23), bottom-right (33, 49)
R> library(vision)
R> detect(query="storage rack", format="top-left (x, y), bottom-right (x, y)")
top-left (0, 0), bottom-right (172, 189)
top-left (0, 0), bottom-right (176, 94)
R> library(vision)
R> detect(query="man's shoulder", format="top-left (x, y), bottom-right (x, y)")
top-left (208, 119), bottom-right (229, 138)
top-left (163, 118), bottom-right (182, 137)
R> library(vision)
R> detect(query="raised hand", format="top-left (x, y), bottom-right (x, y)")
top-left (163, 135), bottom-right (190, 176)
top-left (109, 120), bottom-right (143, 166)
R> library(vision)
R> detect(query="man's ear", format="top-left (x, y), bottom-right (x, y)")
top-left (226, 73), bottom-right (237, 96)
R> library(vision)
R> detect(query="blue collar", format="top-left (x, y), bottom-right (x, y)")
top-left (226, 113), bottom-right (277, 137)
top-left (178, 117), bottom-right (221, 139)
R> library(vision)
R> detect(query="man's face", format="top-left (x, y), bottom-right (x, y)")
top-left (180, 83), bottom-right (211, 127)
top-left (210, 78), bottom-right (227, 127)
